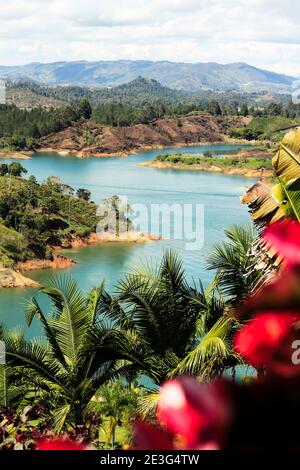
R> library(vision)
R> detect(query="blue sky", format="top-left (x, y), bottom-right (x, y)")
top-left (0, 0), bottom-right (299, 75)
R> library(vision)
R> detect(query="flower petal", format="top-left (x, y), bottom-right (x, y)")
top-left (264, 219), bottom-right (300, 266)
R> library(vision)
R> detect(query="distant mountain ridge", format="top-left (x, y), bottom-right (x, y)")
top-left (0, 60), bottom-right (295, 93)
top-left (6, 76), bottom-right (289, 110)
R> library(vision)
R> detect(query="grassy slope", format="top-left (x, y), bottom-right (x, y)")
top-left (231, 116), bottom-right (299, 140)
top-left (248, 116), bottom-right (299, 136)
top-left (0, 222), bottom-right (25, 267)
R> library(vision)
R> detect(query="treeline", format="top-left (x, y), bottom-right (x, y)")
top-left (91, 100), bottom-right (232, 126)
top-left (6, 77), bottom-right (187, 107)
top-left (7, 78), bottom-right (293, 109)
top-left (156, 153), bottom-right (273, 170)
top-left (0, 100), bottom-right (91, 150)
top-left (92, 102), bottom-right (169, 126)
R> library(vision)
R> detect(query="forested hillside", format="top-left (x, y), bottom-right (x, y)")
top-left (0, 169), bottom-right (97, 267)
top-left (0, 100), bottom-right (91, 149)
top-left (1, 78), bottom-right (300, 152)
top-left (6, 77), bottom-right (293, 110)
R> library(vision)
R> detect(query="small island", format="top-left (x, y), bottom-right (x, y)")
top-left (140, 148), bottom-right (274, 178)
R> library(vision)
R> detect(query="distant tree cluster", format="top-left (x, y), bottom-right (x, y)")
top-left (0, 162), bottom-right (27, 177)
top-left (0, 99), bottom-right (91, 150)
top-left (249, 101), bottom-right (300, 119)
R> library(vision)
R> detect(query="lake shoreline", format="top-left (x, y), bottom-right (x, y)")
top-left (0, 150), bottom-right (33, 160)
top-left (0, 138), bottom-right (257, 160)
top-left (36, 137), bottom-right (255, 158)
top-left (139, 160), bottom-right (273, 178)
top-left (0, 231), bottom-right (160, 289)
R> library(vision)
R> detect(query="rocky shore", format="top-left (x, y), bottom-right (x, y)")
top-left (0, 268), bottom-right (39, 288)
top-left (36, 114), bottom-right (248, 158)
top-left (0, 150), bottom-right (32, 160)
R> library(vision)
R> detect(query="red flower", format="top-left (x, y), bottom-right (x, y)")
top-left (233, 312), bottom-right (300, 374)
top-left (134, 421), bottom-right (174, 450)
top-left (264, 219), bottom-right (300, 267)
top-left (37, 438), bottom-right (88, 451)
top-left (157, 377), bottom-right (231, 449)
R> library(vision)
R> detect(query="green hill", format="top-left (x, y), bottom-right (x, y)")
top-left (0, 173), bottom-right (98, 267)
top-left (230, 116), bottom-right (300, 140)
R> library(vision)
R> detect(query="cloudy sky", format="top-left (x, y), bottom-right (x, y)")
top-left (0, 0), bottom-right (299, 75)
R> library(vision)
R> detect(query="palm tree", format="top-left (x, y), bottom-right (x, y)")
top-left (89, 251), bottom-right (239, 387)
top-left (91, 381), bottom-right (138, 449)
top-left (4, 277), bottom-right (126, 433)
top-left (206, 225), bottom-right (265, 306)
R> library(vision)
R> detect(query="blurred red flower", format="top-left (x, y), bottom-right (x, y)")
top-left (157, 377), bottom-right (232, 449)
top-left (233, 312), bottom-right (300, 374)
top-left (37, 438), bottom-right (88, 451)
top-left (134, 421), bottom-right (174, 450)
top-left (264, 219), bottom-right (300, 267)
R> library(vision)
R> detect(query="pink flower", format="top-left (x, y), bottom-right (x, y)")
top-left (264, 219), bottom-right (300, 267)
top-left (233, 312), bottom-right (300, 374)
top-left (157, 377), bottom-right (231, 449)
top-left (37, 438), bottom-right (88, 451)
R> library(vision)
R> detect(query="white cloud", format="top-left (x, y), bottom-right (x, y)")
top-left (0, 0), bottom-right (299, 74)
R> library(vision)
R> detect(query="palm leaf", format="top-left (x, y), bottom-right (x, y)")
top-left (53, 403), bottom-right (72, 433)
top-left (25, 297), bottom-right (68, 370)
top-left (170, 317), bottom-right (239, 379)
top-left (273, 128), bottom-right (300, 182)
top-left (137, 391), bottom-right (160, 420)
top-left (41, 276), bottom-right (88, 366)
top-left (242, 128), bottom-right (300, 225)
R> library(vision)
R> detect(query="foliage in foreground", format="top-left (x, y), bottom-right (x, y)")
top-left (4, 220), bottom-right (300, 450)
top-left (1, 237), bottom-right (262, 438)
top-left (135, 219), bottom-right (300, 450)
top-left (243, 127), bottom-right (300, 226)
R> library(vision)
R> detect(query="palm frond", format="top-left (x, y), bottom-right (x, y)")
top-left (137, 391), bottom-right (160, 421)
top-left (207, 224), bottom-right (263, 305)
top-left (170, 317), bottom-right (239, 379)
top-left (25, 297), bottom-right (68, 370)
top-left (41, 276), bottom-right (88, 366)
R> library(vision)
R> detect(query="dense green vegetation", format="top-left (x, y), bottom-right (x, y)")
top-left (0, 172), bottom-right (98, 266)
top-left (2, 77), bottom-right (300, 150)
top-left (1, 234), bottom-right (264, 435)
top-left (1, 130), bottom-right (300, 448)
top-left (0, 100), bottom-right (91, 150)
top-left (155, 153), bottom-right (273, 170)
top-left (0, 169), bottom-right (136, 268)
top-left (230, 115), bottom-right (300, 140)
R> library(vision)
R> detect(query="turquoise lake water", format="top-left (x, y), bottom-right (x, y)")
top-left (0, 144), bottom-right (256, 337)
